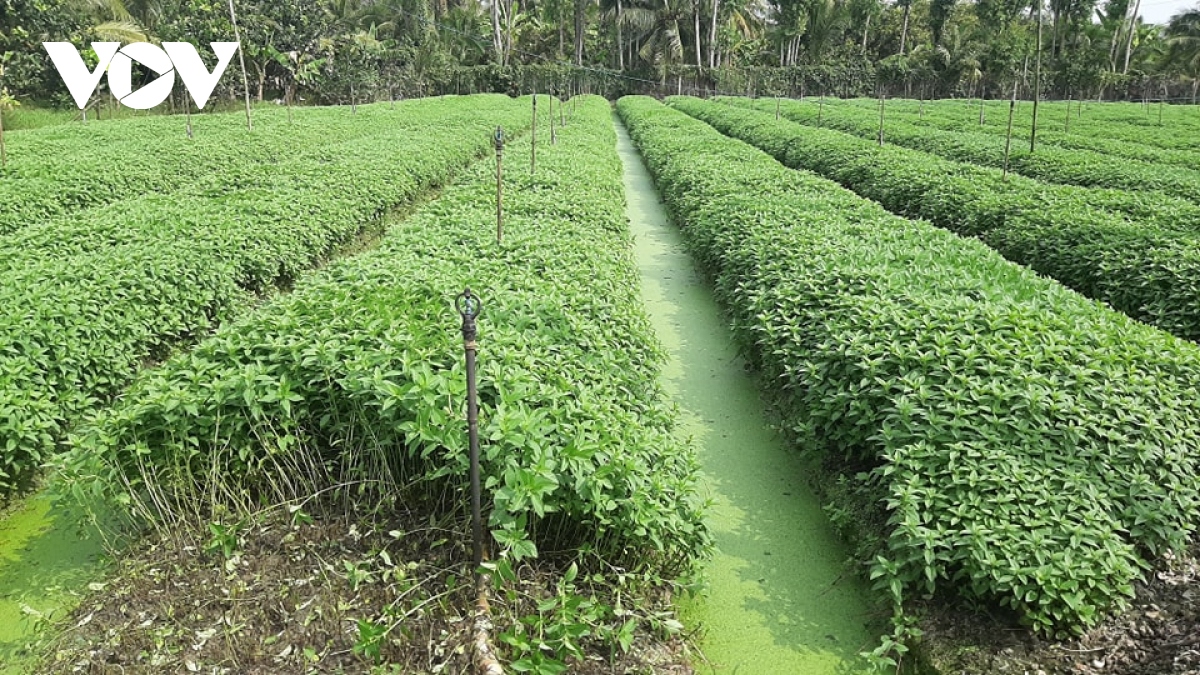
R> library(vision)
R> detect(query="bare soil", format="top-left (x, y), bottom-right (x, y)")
top-left (35, 505), bottom-right (696, 674)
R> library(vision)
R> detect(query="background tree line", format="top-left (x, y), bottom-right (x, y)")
top-left (1, 0), bottom-right (1199, 109)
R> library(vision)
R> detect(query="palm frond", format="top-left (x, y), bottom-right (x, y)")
top-left (91, 19), bottom-right (148, 43)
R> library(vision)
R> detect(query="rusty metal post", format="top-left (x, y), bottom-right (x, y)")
top-left (457, 288), bottom-right (484, 570)
top-left (550, 91), bottom-right (557, 145)
top-left (494, 127), bottom-right (504, 245)
top-left (531, 94), bottom-right (537, 175)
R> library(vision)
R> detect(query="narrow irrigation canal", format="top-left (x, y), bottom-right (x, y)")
top-left (0, 491), bottom-right (108, 674)
top-left (614, 116), bottom-right (876, 673)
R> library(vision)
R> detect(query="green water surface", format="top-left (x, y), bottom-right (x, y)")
top-left (615, 115), bottom-right (877, 674)
top-left (0, 491), bottom-right (109, 674)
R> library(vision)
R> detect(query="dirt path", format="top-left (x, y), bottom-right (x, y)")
top-left (613, 114), bottom-right (877, 673)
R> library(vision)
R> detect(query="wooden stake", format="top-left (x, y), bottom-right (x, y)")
top-left (495, 127), bottom-right (504, 245)
top-left (0, 106), bottom-right (6, 170)
top-left (472, 575), bottom-right (503, 675)
top-left (550, 94), bottom-right (556, 145)
top-left (776, 96), bottom-right (780, 120)
top-left (817, 92), bottom-right (825, 126)
top-left (878, 91), bottom-right (886, 146)
top-left (531, 93), bottom-right (537, 175)
top-left (1004, 79), bottom-right (1019, 178)
top-left (1064, 91), bottom-right (1071, 134)
top-left (228, 0), bottom-right (253, 131)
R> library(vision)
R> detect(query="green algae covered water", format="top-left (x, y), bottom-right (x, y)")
top-left (614, 115), bottom-right (877, 673)
top-left (0, 491), bottom-right (110, 674)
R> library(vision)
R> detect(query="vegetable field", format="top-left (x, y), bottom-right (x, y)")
top-left (4, 88), bottom-right (1200, 674)
top-left (0, 95), bottom-right (530, 494)
top-left (620, 96), bottom-right (1200, 669)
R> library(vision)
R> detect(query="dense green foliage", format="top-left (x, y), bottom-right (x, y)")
top-left (66, 97), bottom-right (708, 576)
top-left (4, 0), bottom-right (1198, 108)
top-left (0, 95), bottom-right (529, 496)
top-left (0, 105), bottom-right (415, 236)
top-left (674, 96), bottom-right (1200, 341)
top-left (618, 95), bottom-right (1200, 636)
top-left (727, 95), bottom-right (1200, 204)
top-left (839, 97), bottom-right (1200, 169)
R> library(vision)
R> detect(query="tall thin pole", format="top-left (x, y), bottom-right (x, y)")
top-left (228, 0), bottom-right (253, 132)
top-left (531, 93), bottom-right (537, 175)
top-left (494, 127), bottom-right (504, 245)
top-left (1004, 79), bottom-right (1019, 178)
top-left (1030, 0), bottom-right (1043, 153)
top-left (456, 289), bottom-right (484, 570)
top-left (878, 91), bottom-right (886, 146)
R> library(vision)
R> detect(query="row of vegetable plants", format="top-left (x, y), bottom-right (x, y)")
top-left (0, 99), bottom-right (514, 272)
top-left (617, 96), bottom-right (1200, 647)
top-left (672, 97), bottom-right (1200, 342)
top-left (725, 96), bottom-right (1200, 205)
top-left (846, 97), bottom-right (1200, 152)
top-left (0, 94), bottom-right (531, 497)
top-left (65, 96), bottom-right (708, 619)
top-left (0, 101), bottom-right (436, 236)
top-left (840, 97), bottom-right (1200, 153)
top-left (769, 97), bottom-right (1200, 235)
top-left (836, 98), bottom-right (1200, 171)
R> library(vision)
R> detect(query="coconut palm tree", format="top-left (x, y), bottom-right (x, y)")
top-left (803, 0), bottom-right (845, 61)
top-left (622, 0), bottom-right (686, 78)
top-left (898, 0), bottom-right (913, 54)
top-left (1166, 7), bottom-right (1200, 100)
top-left (73, 0), bottom-right (154, 42)
top-left (848, 0), bottom-right (880, 53)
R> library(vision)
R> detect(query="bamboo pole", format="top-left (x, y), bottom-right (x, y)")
top-left (1004, 79), bottom-right (1019, 178)
top-left (1030, 0), bottom-right (1043, 153)
top-left (228, 0), bottom-right (253, 131)
top-left (878, 91), bottom-right (886, 146)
